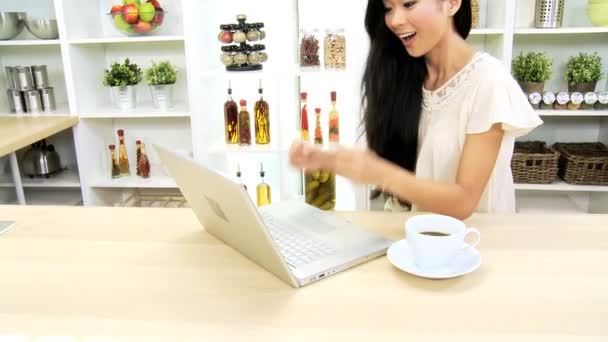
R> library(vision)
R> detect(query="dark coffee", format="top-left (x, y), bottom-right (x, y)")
top-left (420, 231), bottom-right (450, 237)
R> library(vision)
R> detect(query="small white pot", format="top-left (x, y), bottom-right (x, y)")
top-left (150, 84), bottom-right (174, 110)
top-left (111, 85), bottom-right (136, 111)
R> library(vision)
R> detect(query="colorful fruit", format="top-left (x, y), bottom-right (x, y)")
top-left (113, 14), bottom-right (131, 31)
top-left (123, 0), bottom-right (141, 7)
top-left (133, 20), bottom-right (152, 33)
top-left (110, 4), bottom-right (122, 17)
top-left (151, 10), bottom-right (164, 26)
top-left (139, 2), bottom-right (155, 22)
top-left (121, 4), bottom-right (139, 24)
top-left (148, 0), bottom-right (162, 10)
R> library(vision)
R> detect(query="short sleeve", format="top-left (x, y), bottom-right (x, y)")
top-left (466, 71), bottom-right (543, 137)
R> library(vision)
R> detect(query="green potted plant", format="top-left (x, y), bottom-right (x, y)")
top-left (566, 52), bottom-right (604, 93)
top-left (512, 51), bottom-right (553, 94)
top-left (144, 60), bottom-right (178, 110)
top-left (103, 58), bottom-right (143, 110)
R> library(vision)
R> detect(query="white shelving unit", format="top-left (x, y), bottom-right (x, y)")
top-left (1, 0), bottom-right (607, 213)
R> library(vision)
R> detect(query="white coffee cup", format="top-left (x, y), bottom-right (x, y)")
top-left (405, 214), bottom-right (480, 271)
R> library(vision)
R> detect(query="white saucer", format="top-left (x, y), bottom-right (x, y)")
top-left (387, 239), bottom-right (481, 280)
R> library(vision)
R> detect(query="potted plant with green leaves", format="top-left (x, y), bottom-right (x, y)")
top-left (566, 52), bottom-right (604, 93)
top-left (512, 51), bottom-right (553, 94)
top-left (144, 60), bottom-right (178, 110)
top-left (103, 58), bottom-right (143, 111)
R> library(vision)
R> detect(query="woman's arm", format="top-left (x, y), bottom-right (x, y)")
top-left (289, 123), bottom-right (504, 220)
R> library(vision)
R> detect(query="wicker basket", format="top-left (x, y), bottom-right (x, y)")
top-left (553, 143), bottom-right (608, 185)
top-left (511, 141), bottom-right (560, 184)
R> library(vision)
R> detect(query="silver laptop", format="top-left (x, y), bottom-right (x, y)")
top-left (155, 145), bottom-right (393, 287)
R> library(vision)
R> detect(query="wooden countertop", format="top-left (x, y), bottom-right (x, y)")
top-left (0, 116), bottom-right (79, 157)
top-left (0, 205), bottom-right (607, 340)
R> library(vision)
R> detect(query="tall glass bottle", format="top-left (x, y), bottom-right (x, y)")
top-left (328, 91), bottom-right (339, 143)
top-left (224, 81), bottom-right (239, 144)
top-left (138, 143), bottom-right (151, 178)
top-left (117, 129), bottom-right (130, 176)
top-left (300, 92), bottom-right (309, 142)
top-left (254, 80), bottom-right (270, 144)
top-left (135, 140), bottom-right (142, 176)
top-left (109, 144), bottom-right (120, 179)
top-left (256, 163), bottom-right (271, 207)
top-left (305, 108), bottom-right (336, 210)
top-left (238, 99), bottom-right (252, 146)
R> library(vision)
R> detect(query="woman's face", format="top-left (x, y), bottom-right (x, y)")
top-left (383, 0), bottom-right (454, 57)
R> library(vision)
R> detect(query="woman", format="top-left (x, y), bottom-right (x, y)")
top-left (289, 0), bottom-right (543, 219)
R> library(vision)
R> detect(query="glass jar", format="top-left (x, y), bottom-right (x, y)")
top-left (582, 92), bottom-right (598, 110)
top-left (567, 92), bottom-right (583, 110)
top-left (299, 28), bottom-right (321, 69)
top-left (553, 92), bottom-right (569, 110)
top-left (528, 92), bottom-right (542, 109)
top-left (324, 28), bottom-right (346, 70)
top-left (596, 91), bottom-right (608, 110)
top-left (305, 171), bottom-right (336, 210)
top-left (541, 92), bottom-right (555, 110)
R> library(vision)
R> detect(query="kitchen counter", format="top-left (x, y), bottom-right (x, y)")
top-left (0, 205), bottom-right (607, 340)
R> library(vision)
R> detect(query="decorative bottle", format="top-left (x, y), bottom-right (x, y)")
top-left (256, 163), bottom-right (271, 207)
top-left (254, 80), bottom-right (270, 144)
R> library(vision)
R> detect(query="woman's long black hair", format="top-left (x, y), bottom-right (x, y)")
top-left (363, 0), bottom-right (471, 200)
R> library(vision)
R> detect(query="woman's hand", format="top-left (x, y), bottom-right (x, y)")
top-left (289, 140), bottom-right (384, 185)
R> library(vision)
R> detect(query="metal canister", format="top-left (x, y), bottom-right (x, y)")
top-left (23, 89), bottom-right (42, 113)
top-left (13, 66), bottom-right (35, 91)
top-left (7, 89), bottom-right (25, 113)
top-left (31, 65), bottom-right (49, 89)
top-left (40, 87), bottom-right (56, 112)
top-left (534, 0), bottom-right (565, 28)
top-left (5, 66), bottom-right (16, 89)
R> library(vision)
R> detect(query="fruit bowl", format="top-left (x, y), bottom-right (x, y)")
top-left (107, 0), bottom-right (166, 36)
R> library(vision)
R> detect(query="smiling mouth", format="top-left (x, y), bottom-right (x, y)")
top-left (399, 32), bottom-right (417, 42)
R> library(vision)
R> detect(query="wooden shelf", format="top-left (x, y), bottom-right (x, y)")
top-left (515, 180), bottom-right (608, 192)
top-left (69, 35), bottom-right (185, 45)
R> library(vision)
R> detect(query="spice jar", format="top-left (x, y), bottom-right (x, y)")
top-left (220, 52), bottom-right (234, 66)
top-left (582, 92), bottom-right (598, 110)
top-left (324, 28), bottom-right (346, 70)
top-left (528, 92), bottom-right (542, 109)
top-left (553, 92), bottom-right (569, 110)
top-left (233, 30), bottom-right (247, 44)
top-left (248, 51), bottom-right (262, 65)
top-left (541, 92), bottom-right (555, 110)
top-left (234, 52), bottom-right (248, 65)
top-left (596, 91), bottom-right (608, 110)
top-left (246, 27), bottom-right (260, 42)
top-left (300, 28), bottom-right (321, 68)
top-left (567, 92), bottom-right (584, 110)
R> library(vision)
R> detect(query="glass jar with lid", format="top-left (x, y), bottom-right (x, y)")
top-left (324, 28), bottom-right (346, 70)
top-left (299, 28), bottom-right (321, 69)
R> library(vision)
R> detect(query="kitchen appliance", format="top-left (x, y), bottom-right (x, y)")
top-left (21, 139), bottom-right (62, 178)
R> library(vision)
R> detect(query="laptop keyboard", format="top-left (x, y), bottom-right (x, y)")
top-left (262, 213), bottom-right (336, 268)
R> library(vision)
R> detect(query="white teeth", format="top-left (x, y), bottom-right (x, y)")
top-left (400, 32), bottom-right (416, 39)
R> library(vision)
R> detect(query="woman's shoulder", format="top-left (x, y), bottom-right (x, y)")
top-left (471, 53), bottom-right (518, 88)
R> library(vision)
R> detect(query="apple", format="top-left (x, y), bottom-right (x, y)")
top-left (133, 20), bottom-right (152, 33)
top-left (110, 4), bottom-right (122, 17)
top-left (148, 0), bottom-right (162, 10)
top-left (218, 30), bottom-right (233, 44)
top-left (113, 14), bottom-right (131, 31)
top-left (139, 2), bottom-right (155, 22)
top-left (123, 0), bottom-right (141, 7)
top-left (122, 4), bottom-right (139, 24)
top-left (151, 10), bottom-right (164, 26)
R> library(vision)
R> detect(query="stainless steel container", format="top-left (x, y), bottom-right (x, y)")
top-left (23, 89), bottom-right (42, 113)
top-left (534, 0), bottom-right (565, 28)
top-left (40, 87), bottom-right (56, 112)
top-left (5, 66), bottom-right (16, 89)
top-left (7, 89), bottom-right (25, 113)
top-left (31, 65), bottom-right (49, 89)
top-left (13, 66), bottom-right (34, 91)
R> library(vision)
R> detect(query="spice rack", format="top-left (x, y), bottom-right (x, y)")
top-left (218, 14), bottom-right (267, 72)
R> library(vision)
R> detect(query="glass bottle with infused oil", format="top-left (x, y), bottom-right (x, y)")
top-left (304, 108), bottom-right (336, 210)
top-left (117, 129), bottom-right (130, 176)
top-left (256, 163), bottom-right (271, 207)
top-left (254, 80), bottom-right (270, 144)
top-left (236, 164), bottom-right (247, 190)
top-left (224, 81), bottom-right (239, 144)
top-left (300, 92), bottom-right (309, 142)
top-left (328, 91), bottom-right (339, 144)
top-left (238, 99), bottom-right (252, 146)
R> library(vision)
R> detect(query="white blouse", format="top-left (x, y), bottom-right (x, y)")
top-left (385, 52), bottom-right (543, 213)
